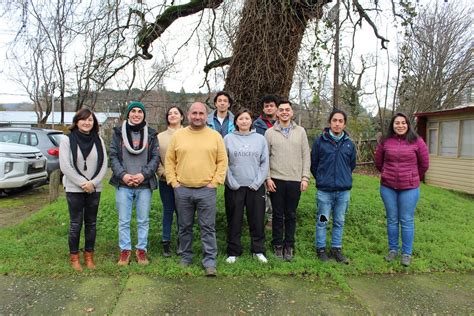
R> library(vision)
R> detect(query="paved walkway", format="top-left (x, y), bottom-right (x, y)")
top-left (1, 272), bottom-right (472, 314)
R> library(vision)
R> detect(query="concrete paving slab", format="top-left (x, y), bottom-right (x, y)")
top-left (0, 276), bottom-right (121, 315)
top-left (1, 273), bottom-right (472, 315)
top-left (348, 272), bottom-right (474, 314)
top-left (111, 275), bottom-right (367, 314)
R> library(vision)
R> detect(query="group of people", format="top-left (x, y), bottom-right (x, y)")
top-left (59, 92), bottom-right (429, 275)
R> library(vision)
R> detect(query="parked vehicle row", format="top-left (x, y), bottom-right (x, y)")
top-left (0, 142), bottom-right (48, 191)
top-left (0, 127), bottom-right (65, 191)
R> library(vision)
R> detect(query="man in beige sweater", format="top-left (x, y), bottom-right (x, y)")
top-left (165, 102), bottom-right (228, 276)
top-left (265, 100), bottom-right (311, 261)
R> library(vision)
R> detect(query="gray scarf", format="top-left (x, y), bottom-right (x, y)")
top-left (121, 120), bottom-right (148, 155)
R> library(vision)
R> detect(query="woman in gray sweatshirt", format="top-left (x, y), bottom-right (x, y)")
top-left (223, 108), bottom-right (269, 264)
top-left (59, 109), bottom-right (108, 272)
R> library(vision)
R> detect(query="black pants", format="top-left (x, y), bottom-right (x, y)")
top-left (224, 185), bottom-right (266, 256)
top-left (269, 179), bottom-right (301, 247)
top-left (66, 192), bottom-right (101, 254)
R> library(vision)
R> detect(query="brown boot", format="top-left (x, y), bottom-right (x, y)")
top-left (84, 251), bottom-right (96, 269)
top-left (70, 253), bottom-right (83, 272)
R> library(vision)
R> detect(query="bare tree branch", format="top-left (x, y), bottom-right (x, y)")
top-left (135, 0), bottom-right (224, 59)
top-left (353, 0), bottom-right (389, 49)
top-left (203, 57), bottom-right (231, 73)
top-left (398, 2), bottom-right (473, 117)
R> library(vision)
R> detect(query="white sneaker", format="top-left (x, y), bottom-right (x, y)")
top-left (254, 253), bottom-right (268, 263)
top-left (225, 256), bottom-right (237, 264)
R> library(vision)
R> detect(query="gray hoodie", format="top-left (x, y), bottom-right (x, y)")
top-left (224, 129), bottom-right (269, 190)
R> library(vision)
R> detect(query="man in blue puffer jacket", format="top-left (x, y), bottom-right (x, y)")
top-left (207, 91), bottom-right (235, 137)
top-left (311, 109), bottom-right (356, 264)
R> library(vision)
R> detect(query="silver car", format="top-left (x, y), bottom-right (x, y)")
top-left (0, 127), bottom-right (64, 175)
top-left (0, 142), bottom-right (48, 191)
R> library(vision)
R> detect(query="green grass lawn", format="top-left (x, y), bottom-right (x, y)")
top-left (0, 174), bottom-right (472, 280)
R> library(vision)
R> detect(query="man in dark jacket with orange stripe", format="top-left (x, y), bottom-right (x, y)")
top-left (253, 94), bottom-right (279, 230)
top-left (311, 109), bottom-right (356, 264)
top-left (253, 94), bottom-right (279, 136)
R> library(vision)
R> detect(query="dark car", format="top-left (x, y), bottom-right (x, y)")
top-left (0, 127), bottom-right (65, 175)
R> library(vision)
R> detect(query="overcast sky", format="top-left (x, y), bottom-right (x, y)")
top-left (0, 0), bottom-right (455, 108)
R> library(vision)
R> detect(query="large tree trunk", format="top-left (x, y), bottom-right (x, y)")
top-left (224, 1), bottom-right (325, 113)
top-left (138, 1), bottom-right (328, 114)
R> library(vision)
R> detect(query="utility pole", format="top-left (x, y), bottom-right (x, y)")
top-left (51, 83), bottom-right (55, 129)
top-left (332, 0), bottom-right (340, 110)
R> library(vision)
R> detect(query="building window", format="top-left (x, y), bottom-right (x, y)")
top-left (460, 119), bottom-right (474, 157)
top-left (428, 129), bottom-right (438, 155)
top-left (429, 118), bottom-right (473, 158)
top-left (440, 121), bottom-right (459, 156)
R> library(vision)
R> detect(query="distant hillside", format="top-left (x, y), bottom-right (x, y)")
top-left (0, 102), bottom-right (36, 111)
top-left (0, 89), bottom-right (209, 114)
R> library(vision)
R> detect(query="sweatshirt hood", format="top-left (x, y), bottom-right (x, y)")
top-left (231, 129), bottom-right (256, 136)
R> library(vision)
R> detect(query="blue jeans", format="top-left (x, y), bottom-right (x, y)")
top-left (116, 186), bottom-right (152, 251)
top-left (315, 190), bottom-right (350, 249)
top-left (380, 185), bottom-right (420, 255)
top-left (159, 180), bottom-right (178, 242)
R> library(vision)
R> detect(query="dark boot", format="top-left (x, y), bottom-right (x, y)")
top-left (84, 251), bottom-right (96, 269)
top-left (70, 253), bottom-right (83, 272)
top-left (283, 245), bottom-right (294, 261)
top-left (316, 248), bottom-right (329, 262)
top-left (162, 241), bottom-right (171, 257)
top-left (330, 248), bottom-right (349, 264)
top-left (273, 245), bottom-right (283, 259)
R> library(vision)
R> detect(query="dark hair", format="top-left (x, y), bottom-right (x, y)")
top-left (386, 112), bottom-right (419, 143)
top-left (328, 109), bottom-right (348, 124)
top-left (278, 100), bottom-right (292, 107)
top-left (233, 108), bottom-right (253, 131)
top-left (165, 106), bottom-right (185, 126)
top-left (260, 94), bottom-right (279, 107)
top-left (213, 91), bottom-right (233, 106)
top-left (69, 108), bottom-right (99, 133)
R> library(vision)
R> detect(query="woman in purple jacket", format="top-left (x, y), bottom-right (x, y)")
top-left (375, 113), bottom-right (429, 267)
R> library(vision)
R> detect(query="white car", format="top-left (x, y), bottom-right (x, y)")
top-left (0, 142), bottom-right (48, 190)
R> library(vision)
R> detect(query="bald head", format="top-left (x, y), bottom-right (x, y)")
top-left (188, 102), bottom-right (207, 114)
top-left (188, 102), bottom-right (208, 130)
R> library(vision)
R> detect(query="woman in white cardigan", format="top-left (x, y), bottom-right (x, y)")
top-left (59, 108), bottom-right (108, 272)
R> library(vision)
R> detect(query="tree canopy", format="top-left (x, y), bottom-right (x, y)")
top-left (2, 0), bottom-right (472, 129)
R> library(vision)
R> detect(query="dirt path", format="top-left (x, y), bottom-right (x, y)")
top-left (0, 185), bottom-right (52, 228)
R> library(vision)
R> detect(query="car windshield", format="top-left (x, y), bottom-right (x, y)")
top-left (0, 131), bottom-right (22, 143)
top-left (48, 133), bottom-right (65, 146)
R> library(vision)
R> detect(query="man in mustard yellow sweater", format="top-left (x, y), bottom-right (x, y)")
top-left (165, 102), bottom-right (228, 277)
